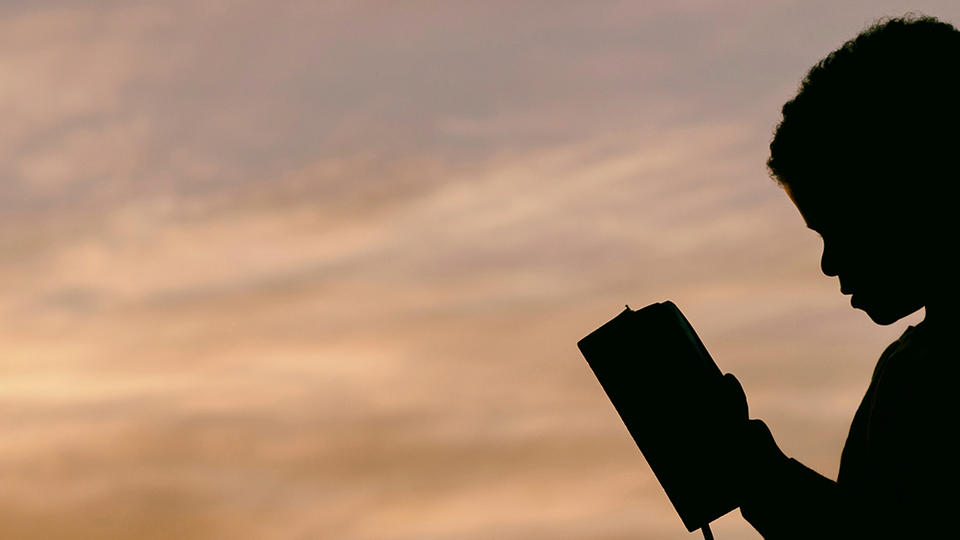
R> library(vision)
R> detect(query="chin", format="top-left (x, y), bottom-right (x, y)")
top-left (857, 297), bottom-right (923, 326)
top-left (863, 309), bottom-right (905, 326)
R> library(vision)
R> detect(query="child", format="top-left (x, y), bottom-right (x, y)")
top-left (730, 14), bottom-right (960, 539)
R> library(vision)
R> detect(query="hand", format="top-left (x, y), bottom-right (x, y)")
top-left (718, 372), bottom-right (750, 422)
top-left (714, 373), bottom-right (789, 503)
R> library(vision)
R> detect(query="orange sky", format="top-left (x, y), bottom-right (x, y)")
top-left (0, 2), bottom-right (953, 539)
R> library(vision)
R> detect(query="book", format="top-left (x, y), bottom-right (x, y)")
top-left (577, 301), bottom-right (740, 532)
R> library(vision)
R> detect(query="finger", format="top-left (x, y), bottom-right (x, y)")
top-left (722, 372), bottom-right (749, 419)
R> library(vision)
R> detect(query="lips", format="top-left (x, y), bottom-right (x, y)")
top-left (839, 279), bottom-right (855, 295)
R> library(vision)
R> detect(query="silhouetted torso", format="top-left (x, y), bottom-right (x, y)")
top-left (742, 319), bottom-right (960, 538)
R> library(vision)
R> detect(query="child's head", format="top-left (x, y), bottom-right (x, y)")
top-left (769, 14), bottom-right (960, 325)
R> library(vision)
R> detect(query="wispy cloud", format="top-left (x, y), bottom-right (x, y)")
top-left (0, 1), bottom-right (945, 538)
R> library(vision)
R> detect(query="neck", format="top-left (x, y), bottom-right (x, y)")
top-left (923, 298), bottom-right (960, 330)
top-left (920, 259), bottom-right (960, 329)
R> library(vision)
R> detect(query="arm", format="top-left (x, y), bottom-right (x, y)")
top-left (726, 329), bottom-right (960, 538)
top-left (733, 403), bottom-right (957, 539)
top-left (736, 424), bottom-right (847, 539)
top-left (734, 421), bottom-right (960, 539)
top-left (718, 377), bottom-right (853, 539)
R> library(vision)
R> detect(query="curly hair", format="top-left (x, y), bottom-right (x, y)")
top-left (768, 14), bottom-right (960, 200)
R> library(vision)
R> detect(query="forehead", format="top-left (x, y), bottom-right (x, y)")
top-left (783, 183), bottom-right (831, 231)
top-left (783, 181), bottom-right (874, 234)
top-left (783, 180), bottom-right (895, 237)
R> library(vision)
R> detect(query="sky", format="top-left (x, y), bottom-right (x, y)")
top-left (0, 1), bottom-right (955, 539)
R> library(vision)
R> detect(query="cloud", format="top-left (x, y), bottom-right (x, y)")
top-left (0, 1), bottom-right (946, 538)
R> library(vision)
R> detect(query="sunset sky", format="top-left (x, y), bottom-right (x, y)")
top-left (1, 2), bottom-right (956, 539)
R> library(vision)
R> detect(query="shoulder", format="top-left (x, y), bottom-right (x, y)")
top-left (874, 322), bottom-right (959, 429)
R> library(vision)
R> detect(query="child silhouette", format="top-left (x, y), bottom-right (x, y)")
top-left (727, 14), bottom-right (960, 539)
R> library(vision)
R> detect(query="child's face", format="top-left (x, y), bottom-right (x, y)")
top-left (783, 183), bottom-right (926, 325)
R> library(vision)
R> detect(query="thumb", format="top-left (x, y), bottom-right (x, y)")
top-left (721, 372), bottom-right (749, 420)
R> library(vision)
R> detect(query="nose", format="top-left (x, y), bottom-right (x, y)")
top-left (820, 239), bottom-right (839, 277)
